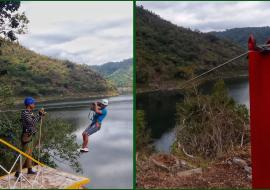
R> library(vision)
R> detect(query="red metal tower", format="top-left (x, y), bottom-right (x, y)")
top-left (249, 35), bottom-right (270, 188)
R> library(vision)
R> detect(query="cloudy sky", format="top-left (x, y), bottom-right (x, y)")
top-left (19, 1), bottom-right (132, 65)
top-left (137, 1), bottom-right (270, 32)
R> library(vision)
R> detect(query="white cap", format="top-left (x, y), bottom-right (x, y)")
top-left (100, 99), bottom-right (109, 106)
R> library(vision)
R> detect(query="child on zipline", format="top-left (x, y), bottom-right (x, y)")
top-left (80, 99), bottom-right (108, 152)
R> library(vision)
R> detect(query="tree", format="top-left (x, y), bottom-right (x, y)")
top-left (0, 113), bottom-right (82, 175)
top-left (0, 1), bottom-right (29, 41)
top-left (175, 80), bottom-right (249, 159)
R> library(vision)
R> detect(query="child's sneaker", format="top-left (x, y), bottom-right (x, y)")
top-left (80, 147), bottom-right (89, 153)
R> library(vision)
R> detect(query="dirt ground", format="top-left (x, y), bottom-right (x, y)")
top-left (136, 146), bottom-right (251, 189)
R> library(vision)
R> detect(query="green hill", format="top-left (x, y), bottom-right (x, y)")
top-left (136, 6), bottom-right (247, 92)
top-left (209, 26), bottom-right (270, 49)
top-left (92, 58), bottom-right (133, 89)
top-left (0, 39), bottom-right (117, 100)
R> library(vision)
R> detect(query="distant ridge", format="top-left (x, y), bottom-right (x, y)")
top-left (92, 58), bottom-right (132, 89)
top-left (209, 26), bottom-right (270, 49)
top-left (136, 6), bottom-right (247, 91)
top-left (0, 38), bottom-right (117, 99)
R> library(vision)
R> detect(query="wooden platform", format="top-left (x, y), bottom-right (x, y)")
top-left (0, 166), bottom-right (90, 189)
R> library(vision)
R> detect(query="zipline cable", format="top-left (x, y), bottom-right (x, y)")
top-left (0, 46), bottom-right (263, 174)
top-left (1, 42), bottom-right (269, 114)
top-left (0, 104), bottom-right (92, 113)
top-left (0, 51), bottom-right (249, 113)
top-left (0, 49), bottom-right (258, 113)
top-left (179, 51), bottom-right (249, 89)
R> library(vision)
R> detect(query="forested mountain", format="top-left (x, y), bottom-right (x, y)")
top-left (136, 6), bottom-right (247, 91)
top-left (92, 58), bottom-right (133, 89)
top-left (210, 27), bottom-right (270, 49)
top-left (0, 39), bottom-right (117, 99)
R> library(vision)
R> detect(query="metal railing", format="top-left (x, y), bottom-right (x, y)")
top-left (0, 138), bottom-right (46, 189)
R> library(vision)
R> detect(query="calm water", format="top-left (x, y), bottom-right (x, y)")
top-left (137, 77), bottom-right (249, 153)
top-left (42, 95), bottom-right (133, 189)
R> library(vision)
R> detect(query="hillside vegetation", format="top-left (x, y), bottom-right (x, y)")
top-left (136, 6), bottom-right (247, 92)
top-left (0, 39), bottom-right (117, 100)
top-left (92, 58), bottom-right (132, 89)
top-left (136, 80), bottom-right (251, 188)
top-left (210, 26), bottom-right (270, 49)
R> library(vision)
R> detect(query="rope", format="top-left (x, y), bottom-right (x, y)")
top-left (0, 109), bottom-right (21, 113)
top-left (38, 117), bottom-right (43, 163)
top-left (179, 51), bottom-right (249, 89)
top-left (259, 44), bottom-right (270, 48)
top-left (36, 115), bottom-right (66, 172)
top-left (0, 104), bottom-right (91, 113)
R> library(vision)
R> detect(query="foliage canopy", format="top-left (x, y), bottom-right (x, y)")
top-left (0, 1), bottom-right (29, 41)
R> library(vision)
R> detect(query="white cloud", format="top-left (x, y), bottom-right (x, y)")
top-left (137, 1), bottom-right (270, 32)
top-left (19, 1), bottom-right (133, 65)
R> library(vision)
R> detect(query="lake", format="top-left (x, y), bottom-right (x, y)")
top-left (137, 77), bottom-right (249, 153)
top-left (41, 95), bottom-right (133, 189)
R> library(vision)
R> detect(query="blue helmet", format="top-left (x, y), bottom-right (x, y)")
top-left (24, 97), bottom-right (36, 106)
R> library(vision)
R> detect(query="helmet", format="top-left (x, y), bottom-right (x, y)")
top-left (100, 99), bottom-right (109, 106)
top-left (24, 97), bottom-right (36, 106)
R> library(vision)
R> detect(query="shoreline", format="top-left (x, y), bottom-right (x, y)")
top-left (137, 74), bottom-right (249, 95)
top-left (12, 92), bottom-right (119, 106)
top-left (12, 87), bottom-right (132, 105)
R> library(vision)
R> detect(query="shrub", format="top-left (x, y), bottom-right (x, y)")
top-left (175, 80), bottom-right (249, 159)
top-left (136, 110), bottom-right (151, 152)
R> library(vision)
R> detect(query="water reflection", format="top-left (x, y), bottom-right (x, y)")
top-left (137, 77), bottom-right (250, 152)
top-left (137, 91), bottom-right (183, 139)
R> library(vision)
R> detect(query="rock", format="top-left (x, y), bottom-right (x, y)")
top-left (180, 160), bottom-right (187, 166)
top-left (232, 157), bottom-right (247, 168)
top-left (177, 168), bottom-right (202, 177)
top-left (247, 174), bottom-right (252, 181)
top-left (179, 159), bottom-right (197, 169)
top-left (152, 159), bottom-right (169, 171)
top-left (244, 166), bottom-right (252, 174)
top-left (150, 154), bottom-right (180, 172)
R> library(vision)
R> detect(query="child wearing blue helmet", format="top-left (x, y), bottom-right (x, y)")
top-left (80, 99), bottom-right (108, 152)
